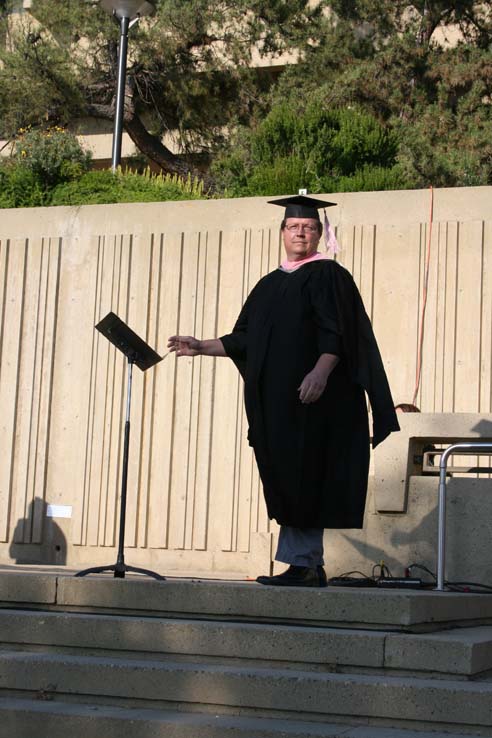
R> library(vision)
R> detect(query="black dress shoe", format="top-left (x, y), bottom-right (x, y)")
top-left (256, 565), bottom-right (325, 587)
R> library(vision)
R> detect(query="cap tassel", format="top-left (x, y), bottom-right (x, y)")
top-left (324, 209), bottom-right (340, 257)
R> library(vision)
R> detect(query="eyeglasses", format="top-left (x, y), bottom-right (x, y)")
top-left (284, 224), bottom-right (319, 234)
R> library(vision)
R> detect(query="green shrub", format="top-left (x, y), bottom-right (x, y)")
top-left (213, 103), bottom-right (408, 195)
top-left (15, 126), bottom-right (91, 188)
top-left (50, 168), bottom-right (206, 206)
top-left (324, 164), bottom-right (412, 193)
top-left (0, 126), bottom-right (92, 209)
top-left (0, 163), bottom-right (47, 208)
top-left (250, 104), bottom-right (399, 174)
top-left (242, 156), bottom-right (308, 196)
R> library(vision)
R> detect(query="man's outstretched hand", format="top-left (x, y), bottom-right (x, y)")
top-left (168, 335), bottom-right (201, 357)
top-left (168, 336), bottom-right (226, 358)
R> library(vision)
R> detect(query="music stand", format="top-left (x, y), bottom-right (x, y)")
top-left (75, 312), bottom-right (165, 580)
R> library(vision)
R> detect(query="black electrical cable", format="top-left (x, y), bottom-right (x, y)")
top-left (326, 569), bottom-right (377, 587)
top-left (445, 581), bottom-right (492, 593)
top-left (329, 560), bottom-right (492, 593)
top-left (406, 563), bottom-right (437, 582)
top-left (336, 570), bottom-right (374, 579)
top-left (406, 562), bottom-right (492, 593)
top-left (372, 562), bottom-right (393, 579)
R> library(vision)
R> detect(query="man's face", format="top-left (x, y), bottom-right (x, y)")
top-left (282, 218), bottom-right (321, 261)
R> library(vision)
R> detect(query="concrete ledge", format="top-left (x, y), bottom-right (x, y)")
top-left (385, 626), bottom-right (492, 676)
top-left (373, 413), bottom-right (492, 512)
top-left (0, 609), bottom-right (385, 669)
top-left (2, 570), bottom-right (492, 631)
top-left (3, 698), bottom-right (488, 738)
top-left (56, 576), bottom-right (492, 630)
top-left (0, 571), bottom-right (57, 604)
top-left (2, 651), bottom-right (492, 729)
top-left (3, 610), bottom-right (492, 677)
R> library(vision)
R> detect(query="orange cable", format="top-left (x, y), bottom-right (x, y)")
top-left (412, 185), bottom-right (434, 407)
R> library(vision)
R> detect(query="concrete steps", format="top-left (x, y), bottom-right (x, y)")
top-left (1, 572), bottom-right (492, 736)
top-left (3, 698), bottom-right (489, 738)
top-left (2, 609), bottom-right (492, 677)
top-left (2, 648), bottom-right (492, 731)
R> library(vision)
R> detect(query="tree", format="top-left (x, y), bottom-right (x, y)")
top-left (328, 1), bottom-right (492, 48)
top-left (268, 1), bottom-right (492, 188)
top-left (0, 0), bottom-right (325, 182)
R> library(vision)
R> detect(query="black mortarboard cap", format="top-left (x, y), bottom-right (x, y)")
top-left (268, 194), bottom-right (337, 221)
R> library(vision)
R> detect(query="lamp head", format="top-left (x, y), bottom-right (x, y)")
top-left (100, 0), bottom-right (155, 21)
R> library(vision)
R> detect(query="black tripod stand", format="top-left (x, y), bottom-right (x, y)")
top-left (75, 312), bottom-right (165, 580)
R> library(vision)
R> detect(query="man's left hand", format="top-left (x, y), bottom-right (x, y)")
top-left (298, 368), bottom-right (329, 404)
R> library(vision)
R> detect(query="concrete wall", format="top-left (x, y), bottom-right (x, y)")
top-left (1, 186), bottom-right (492, 580)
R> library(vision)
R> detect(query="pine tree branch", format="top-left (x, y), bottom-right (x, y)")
top-left (123, 112), bottom-right (211, 185)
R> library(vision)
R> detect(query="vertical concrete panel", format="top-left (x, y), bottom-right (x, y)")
top-left (25, 241), bottom-right (48, 542)
top-left (123, 233), bottom-right (152, 549)
top-left (419, 221), bottom-right (440, 413)
top-left (442, 222), bottom-right (459, 411)
top-left (102, 235), bottom-right (131, 548)
top-left (339, 224), bottom-right (356, 277)
top-left (85, 238), bottom-right (113, 546)
top-left (236, 230), bottom-right (258, 552)
top-left (96, 246), bottom-right (120, 548)
top-left (147, 233), bottom-right (182, 549)
top-left (0, 237), bottom-right (10, 541)
top-left (10, 240), bottom-right (43, 542)
top-left (183, 232), bottom-right (208, 550)
top-left (5, 238), bottom-right (61, 545)
top-left (0, 240), bottom-right (7, 343)
top-left (230, 237), bottom-right (250, 552)
top-left (434, 223), bottom-right (449, 411)
top-left (76, 237), bottom-right (105, 545)
top-left (30, 238), bottom-right (61, 543)
top-left (83, 237), bottom-right (110, 546)
top-left (137, 234), bottom-right (162, 548)
top-left (0, 239), bottom-right (26, 542)
top-left (478, 223), bottom-right (492, 476)
top-left (454, 221), bottom-right (483, 412)
top-left (236, 228), bottom-right (280, 550)
top-left (46, 234), bottom-right (99, 547)
top-left (480, 222), bottom-right (492, 413)
top-left (83, 235), bottom-right (128, 547)
top-left (168, 232), bottom-right (201, 550)
top-left (190, 230), bottom-right (220, 551)
top-left (209, 230), bottom-right (246, 552)
top-left (358, 226), bottom-right (376, 319)
top-left (371, 225), bottom-right (421, 405)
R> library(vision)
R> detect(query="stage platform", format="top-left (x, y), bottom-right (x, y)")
top-left (1, 567), bottom-right (492, 738)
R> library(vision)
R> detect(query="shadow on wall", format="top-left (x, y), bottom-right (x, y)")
top-left (339, 474), bottom-right (492, 584)
top-left (9, 497), bottom-right (67, 565)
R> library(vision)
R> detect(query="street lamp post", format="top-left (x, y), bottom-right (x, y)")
top-left (100, 0), bottom-right (155, 171)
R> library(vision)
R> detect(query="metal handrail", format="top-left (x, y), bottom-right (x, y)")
top-left (436, 442), bottom-right (492, 591)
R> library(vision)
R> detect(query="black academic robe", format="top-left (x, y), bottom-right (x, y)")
top-left (220, 259), bottom-right (399, 529)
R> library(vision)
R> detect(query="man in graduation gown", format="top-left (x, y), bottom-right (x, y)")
top-left (168, 195), bottom-right (399, 587)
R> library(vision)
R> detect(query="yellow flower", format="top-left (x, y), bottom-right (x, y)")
top-left (21, 150), bottom-right (27, 157)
